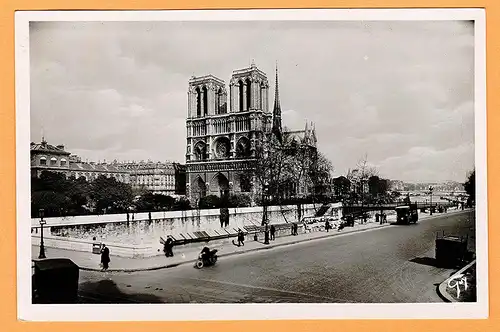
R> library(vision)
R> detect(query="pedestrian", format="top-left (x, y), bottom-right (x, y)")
top-left (294, 223), bottom-right (299, 235)
top-left (291, 223), bottom-right (295, 236)
top-left (100, 244), bottom-right (110, 271)
top-left (237, 229), bottom-right (245, 246)
top-left (164, 237), bottom-right (174, 257)
top-left (325, 220), bottom-right (330, 232)
top-left (264, 224), bottom-right (270, 244)
top-left (270, 224), bottom-right (276, 240)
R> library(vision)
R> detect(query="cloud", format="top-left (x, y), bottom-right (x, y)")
top-left (29, 20), bottom-right (475, 182)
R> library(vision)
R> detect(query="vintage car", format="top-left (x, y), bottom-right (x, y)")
top-left (395, 204), bottom-right (419, 224)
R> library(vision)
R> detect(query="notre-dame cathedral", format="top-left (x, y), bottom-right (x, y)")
top-left (185, 62), bottom-right (317, 204)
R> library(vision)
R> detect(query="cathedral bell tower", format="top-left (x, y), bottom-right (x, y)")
top-left (185, 63), bottom-right (271, 205)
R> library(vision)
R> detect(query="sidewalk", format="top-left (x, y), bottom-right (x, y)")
top-left (32, 221), bottom-right (391, 272)
top-left (31, 208), bottom-right (467, 272)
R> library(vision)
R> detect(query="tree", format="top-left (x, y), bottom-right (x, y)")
top-left (32, 191), bottom-right (70, 217)
top-left (464, 169), bottom-right (475, 206)
top-left (227, 193), bottom-right (252, 208)
top-left (65, 176), bottom-right (91, 214)
top-left (91, 175), bottom-right (133, 213)
top-left (347, 154), bottom-right (380, 203)
top-left (308, 151), bottom-right (334, 199)
top-left (198, 195), bottom-right (221, 209)
top-left (172, 197), bottom-right (191, 211)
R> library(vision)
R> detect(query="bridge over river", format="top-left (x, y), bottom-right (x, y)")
top-left (341, 201), bottom-right (460, 216)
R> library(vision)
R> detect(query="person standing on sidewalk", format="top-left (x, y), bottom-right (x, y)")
top-left (270, 224), bottom-right (276, 240)
top-left (237, 229), bottom-right (245, 246)
top-left (325, 220), bottom-right (331, 232)
top-left (164, 237), bottom-right (174, 257)
top-left (100, 244), bottom-right (110, 271)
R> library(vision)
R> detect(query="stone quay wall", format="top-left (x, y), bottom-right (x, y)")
top-left (31, 204), bottom-right (341, 249)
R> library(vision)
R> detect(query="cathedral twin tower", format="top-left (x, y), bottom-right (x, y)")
top-left (185, 62), bottom-right (278, 202)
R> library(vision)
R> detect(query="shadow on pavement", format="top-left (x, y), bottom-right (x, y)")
top-left (389, 222), bottom-right (419, 226)
top-left (409, 257), bottom-right (439, 267)
top-left (78, 279), bottom-right (164, 303)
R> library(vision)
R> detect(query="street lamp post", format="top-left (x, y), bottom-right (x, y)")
top-left (429, 186), bottom-right (434, 216)
top-left (38, 208), bottom-right (46, 259)
top-left (262, 181), bottom-right (269, 226)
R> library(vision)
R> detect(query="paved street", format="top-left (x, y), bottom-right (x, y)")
top-left (78, 210), bottom-right (475, 304)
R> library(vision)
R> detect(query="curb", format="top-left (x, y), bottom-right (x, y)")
top-left (437, 260), bottom-right (476, 303)
top-left (80, 223), bottom-right (392, 272)
top-left (79, 209), bottom-right (471, 273)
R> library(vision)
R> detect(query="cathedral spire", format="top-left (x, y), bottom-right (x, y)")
top-left (272, 61), bottom-right (283, 143)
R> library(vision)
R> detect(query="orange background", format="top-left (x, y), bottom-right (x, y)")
top-left (0, 1), bottom-right (497, 331)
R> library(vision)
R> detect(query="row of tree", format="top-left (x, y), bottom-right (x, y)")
top-left (31, 171), bottom-right (192, 218)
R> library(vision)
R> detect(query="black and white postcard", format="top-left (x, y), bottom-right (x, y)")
top-left (16, 9), bottom-right (487, 321)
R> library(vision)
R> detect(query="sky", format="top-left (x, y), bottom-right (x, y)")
top-left (29, 20), bottom-right (475, 183)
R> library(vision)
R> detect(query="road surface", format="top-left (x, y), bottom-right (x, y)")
top-left (78, 210), bottom-right (475, 303)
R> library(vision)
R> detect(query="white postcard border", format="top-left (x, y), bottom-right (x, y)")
top-left (15, 8), bottom-right (488, 321)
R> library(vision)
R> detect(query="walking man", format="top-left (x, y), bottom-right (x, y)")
top-left (237, 229), bottom-right (245, 246)
top-left (100, 244), bottom-right (110, 271)
top-left (270, 224), bottom-right (276, 240)
top-left (164, 237), bottom-right (174, 257)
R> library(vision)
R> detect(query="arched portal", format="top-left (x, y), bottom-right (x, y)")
top-left (211, 173), bottom-right (230, 198)
top-left (192, 177), bottom-right (207, 203)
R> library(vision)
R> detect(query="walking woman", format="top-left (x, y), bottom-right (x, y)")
top-left (100, 244), bottom-right (110, 271)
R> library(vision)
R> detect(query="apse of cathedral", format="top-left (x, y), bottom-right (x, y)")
top-left (185, 62), bottom-right (317, 203)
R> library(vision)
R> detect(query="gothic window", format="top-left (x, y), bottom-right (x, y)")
top-left (214, 138), bottom-right (231, 159)
top-left (246, 78), bottom-right (252, 110)
top-left (236, 137), bottom-right (251, 158)
top-left (202, 86), bottom-right (208, 115)
top-left (194, 142), bottom-right (207, 161)
top-left (215, 88), bottom-right (221, 114)
top-left (238, 80), bottom-right (244, 112)
top-left (260, 83), bottom-right (266, 110)
top-left (196, 87), bottom-right (202, 117)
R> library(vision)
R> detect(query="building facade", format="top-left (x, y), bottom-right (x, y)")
top-left (120, 161), bottom-right (186, 195)
top-left (31, 140), bottom-right (129, 182)
top-left (185, 63), bottom-right (319, 203)
top-left (185, 63), bottom-right (273, 203)
top-left (30, 139), bottom-right (186, 195)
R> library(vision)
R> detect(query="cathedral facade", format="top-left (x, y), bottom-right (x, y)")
top-left (185, 63), bottom-right (272, 203)
top-left (185, 63), bottom-right (318, 204)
